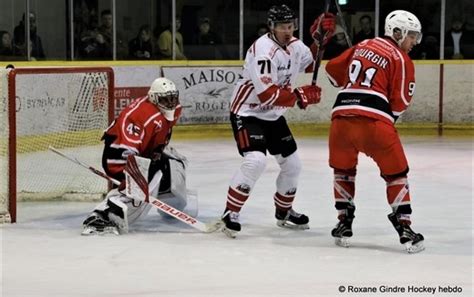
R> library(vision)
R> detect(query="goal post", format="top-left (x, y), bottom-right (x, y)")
top-left (0, 67), bottom-right (115, 223)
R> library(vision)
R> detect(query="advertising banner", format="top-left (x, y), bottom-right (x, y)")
top-left (162, 66), bottom-right (242, 124)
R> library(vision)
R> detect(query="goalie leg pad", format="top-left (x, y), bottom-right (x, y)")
top-left (124, 155), bottom-right (151, 202)
top-left (106, 192), bottom-right (130, 234)
top-left (87, 189), bottom-right (152, 234)
top-left (150, 155), bottom-right (195, 217)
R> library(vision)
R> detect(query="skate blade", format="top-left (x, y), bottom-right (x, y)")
top-left (205, 220), bottom-right (225, 233)
top-left (222, 227), bottom-right (238, 238)
top-left (276, 221), bottom-right (309, 230)
top-left (81, 226), bottom-right (120, 236)
top-left (334, 237), bottom-right (350, 247)
top-left (405, 241), bottom-right (425, 253)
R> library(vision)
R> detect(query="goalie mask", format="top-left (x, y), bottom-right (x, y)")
top-left (148, 77), bottom-right (180, 121)
top-left (384, 10), bottom-right (422, 46)
top-left (267, 4), bottom-right (298, 31)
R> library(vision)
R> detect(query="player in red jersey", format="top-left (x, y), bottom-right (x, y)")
top-left (325, 10), bottom-right (425, 253)
top-left (82, 77), bottom-right (195, 235)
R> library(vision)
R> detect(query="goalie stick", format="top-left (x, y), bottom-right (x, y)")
top-left (311, 0), bottom-right (331, 85)
top-left (48, 146), bottom-right (222, 233)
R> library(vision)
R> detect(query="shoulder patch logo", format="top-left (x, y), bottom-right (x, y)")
top-left (260, 76), bottom-right (272, 84)
top-left (154, 120), bottom-right (162, 130)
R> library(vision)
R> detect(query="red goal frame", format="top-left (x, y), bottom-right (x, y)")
top-left (5, 67), bottom-right (115, 223)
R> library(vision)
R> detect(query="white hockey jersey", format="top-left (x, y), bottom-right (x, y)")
top-left (230, 33), bottom-right (314, 121)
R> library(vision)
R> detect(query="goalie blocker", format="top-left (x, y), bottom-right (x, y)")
top-left (82, 147), bottom-right (198, 235)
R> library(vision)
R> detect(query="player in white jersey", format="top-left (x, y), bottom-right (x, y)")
top-left (221, 4), bottom-right (336, 237)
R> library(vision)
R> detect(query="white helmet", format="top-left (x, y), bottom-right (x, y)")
top-left (148, 77), bottom-right (180, 121)
top-left (384, 10), bottom-right (422, 45)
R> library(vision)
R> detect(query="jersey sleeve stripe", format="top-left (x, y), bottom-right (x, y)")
top-left (377, 38), bottom-right (410, 106)
top-left (107, 159), bottom-right (127, 164)
top-left (230, 82), bottom-right (254, 114)
top-left (261, 88), bottom-right (280, 106)
top-left (143, 112), bottom-right (162, 127)
top-left (327, 72), bottom-right (340, 87)
top-left (120, 97), bottom-right (148, 144)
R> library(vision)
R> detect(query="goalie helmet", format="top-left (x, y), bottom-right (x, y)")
top-left (384, 10), bottom-right (422, 45)
top-left (267, 4), bottom-right (298, 30)
top-left (148, 77), bottom-right (180, 121)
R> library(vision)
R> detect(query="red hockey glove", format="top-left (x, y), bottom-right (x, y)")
top-left (310, 12), bottom-right (336, 46)
top-left (294, 85), bottom-right (322, 109)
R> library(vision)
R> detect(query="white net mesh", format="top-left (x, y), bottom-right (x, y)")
top-left (0, 68), bottom-right (113, 222)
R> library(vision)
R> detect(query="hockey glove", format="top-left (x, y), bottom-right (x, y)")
top-left (294, 85), bottom-right (322, 109)
top-left (310, 12), bottom-right (336, 47)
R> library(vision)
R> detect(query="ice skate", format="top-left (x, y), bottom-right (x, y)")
top-left (388, 213), bottom-right (424, 253)
top-left (331, 206), bottom-right (355, 247)
top-left (275, 208), bottom-right (309, 230)
top-left (81, 212), bottom-right (119, 236)
top-left (221, 210), bottom-right (241, 238)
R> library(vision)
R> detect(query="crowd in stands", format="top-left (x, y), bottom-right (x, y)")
top-left (0, 12), bottom-right (45, 60)
top-left (1, 8), bottom-right (474, 61)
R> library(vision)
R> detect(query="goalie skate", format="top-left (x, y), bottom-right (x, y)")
top-left (275, 208), bottom-right (309, 230)
top-left (81, 213), bottom-right (119, 236)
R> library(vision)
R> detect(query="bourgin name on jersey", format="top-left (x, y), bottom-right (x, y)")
top-left (353, 48), bottom-right (389, 69)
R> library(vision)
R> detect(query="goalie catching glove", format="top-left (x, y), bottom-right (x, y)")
top-left (310, 12), bottom-right (337, 47)
top-left (294, 85), bottom-right (322, 109)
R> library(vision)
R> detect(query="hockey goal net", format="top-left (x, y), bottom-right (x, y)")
top-left (0, 67), bottom-right (115, 223)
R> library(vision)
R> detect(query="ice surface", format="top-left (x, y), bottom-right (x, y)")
top-left (1, 137), bottom-right (472, 297)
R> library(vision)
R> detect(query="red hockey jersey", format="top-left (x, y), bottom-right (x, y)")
top-left (325, 37), bottom-right (416, 124)
top-left (103, 96), bottom-right (181, 178)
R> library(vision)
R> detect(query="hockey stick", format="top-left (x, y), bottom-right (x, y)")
top-left (311, 0), bottom-right (331, 85)
top-left (48, 146), bottom-right (223, 233)
top-left (334, 0), bottom-right (352, 47)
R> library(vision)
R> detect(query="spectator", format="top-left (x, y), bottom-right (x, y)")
top-left (353, 15), bottom-right (374, 45)
top-left (79, 10), bottom-right (111, 59)
top-left (445, 20), bottom-right (474, 59)
top-left (323, 25), bottom-right (350, 59)
top-left (245, 23), bottom-right (269, 50)
top-left (13, 12), bottom-right (45, 60)
top-left (0, 31), bottom-right (15, 58)
top-left (97, 9), bottom-right (113, 51)
top-left (194, 17), bottom-right (222, 45)
top-left (128, 25), bottom-right (153, 60)
top-left (79, 9), bottom-right (126, 59)
top-left (410, 34), bottom-right (439, 59)
top-left (157, 18), bottom-right (186, 60)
